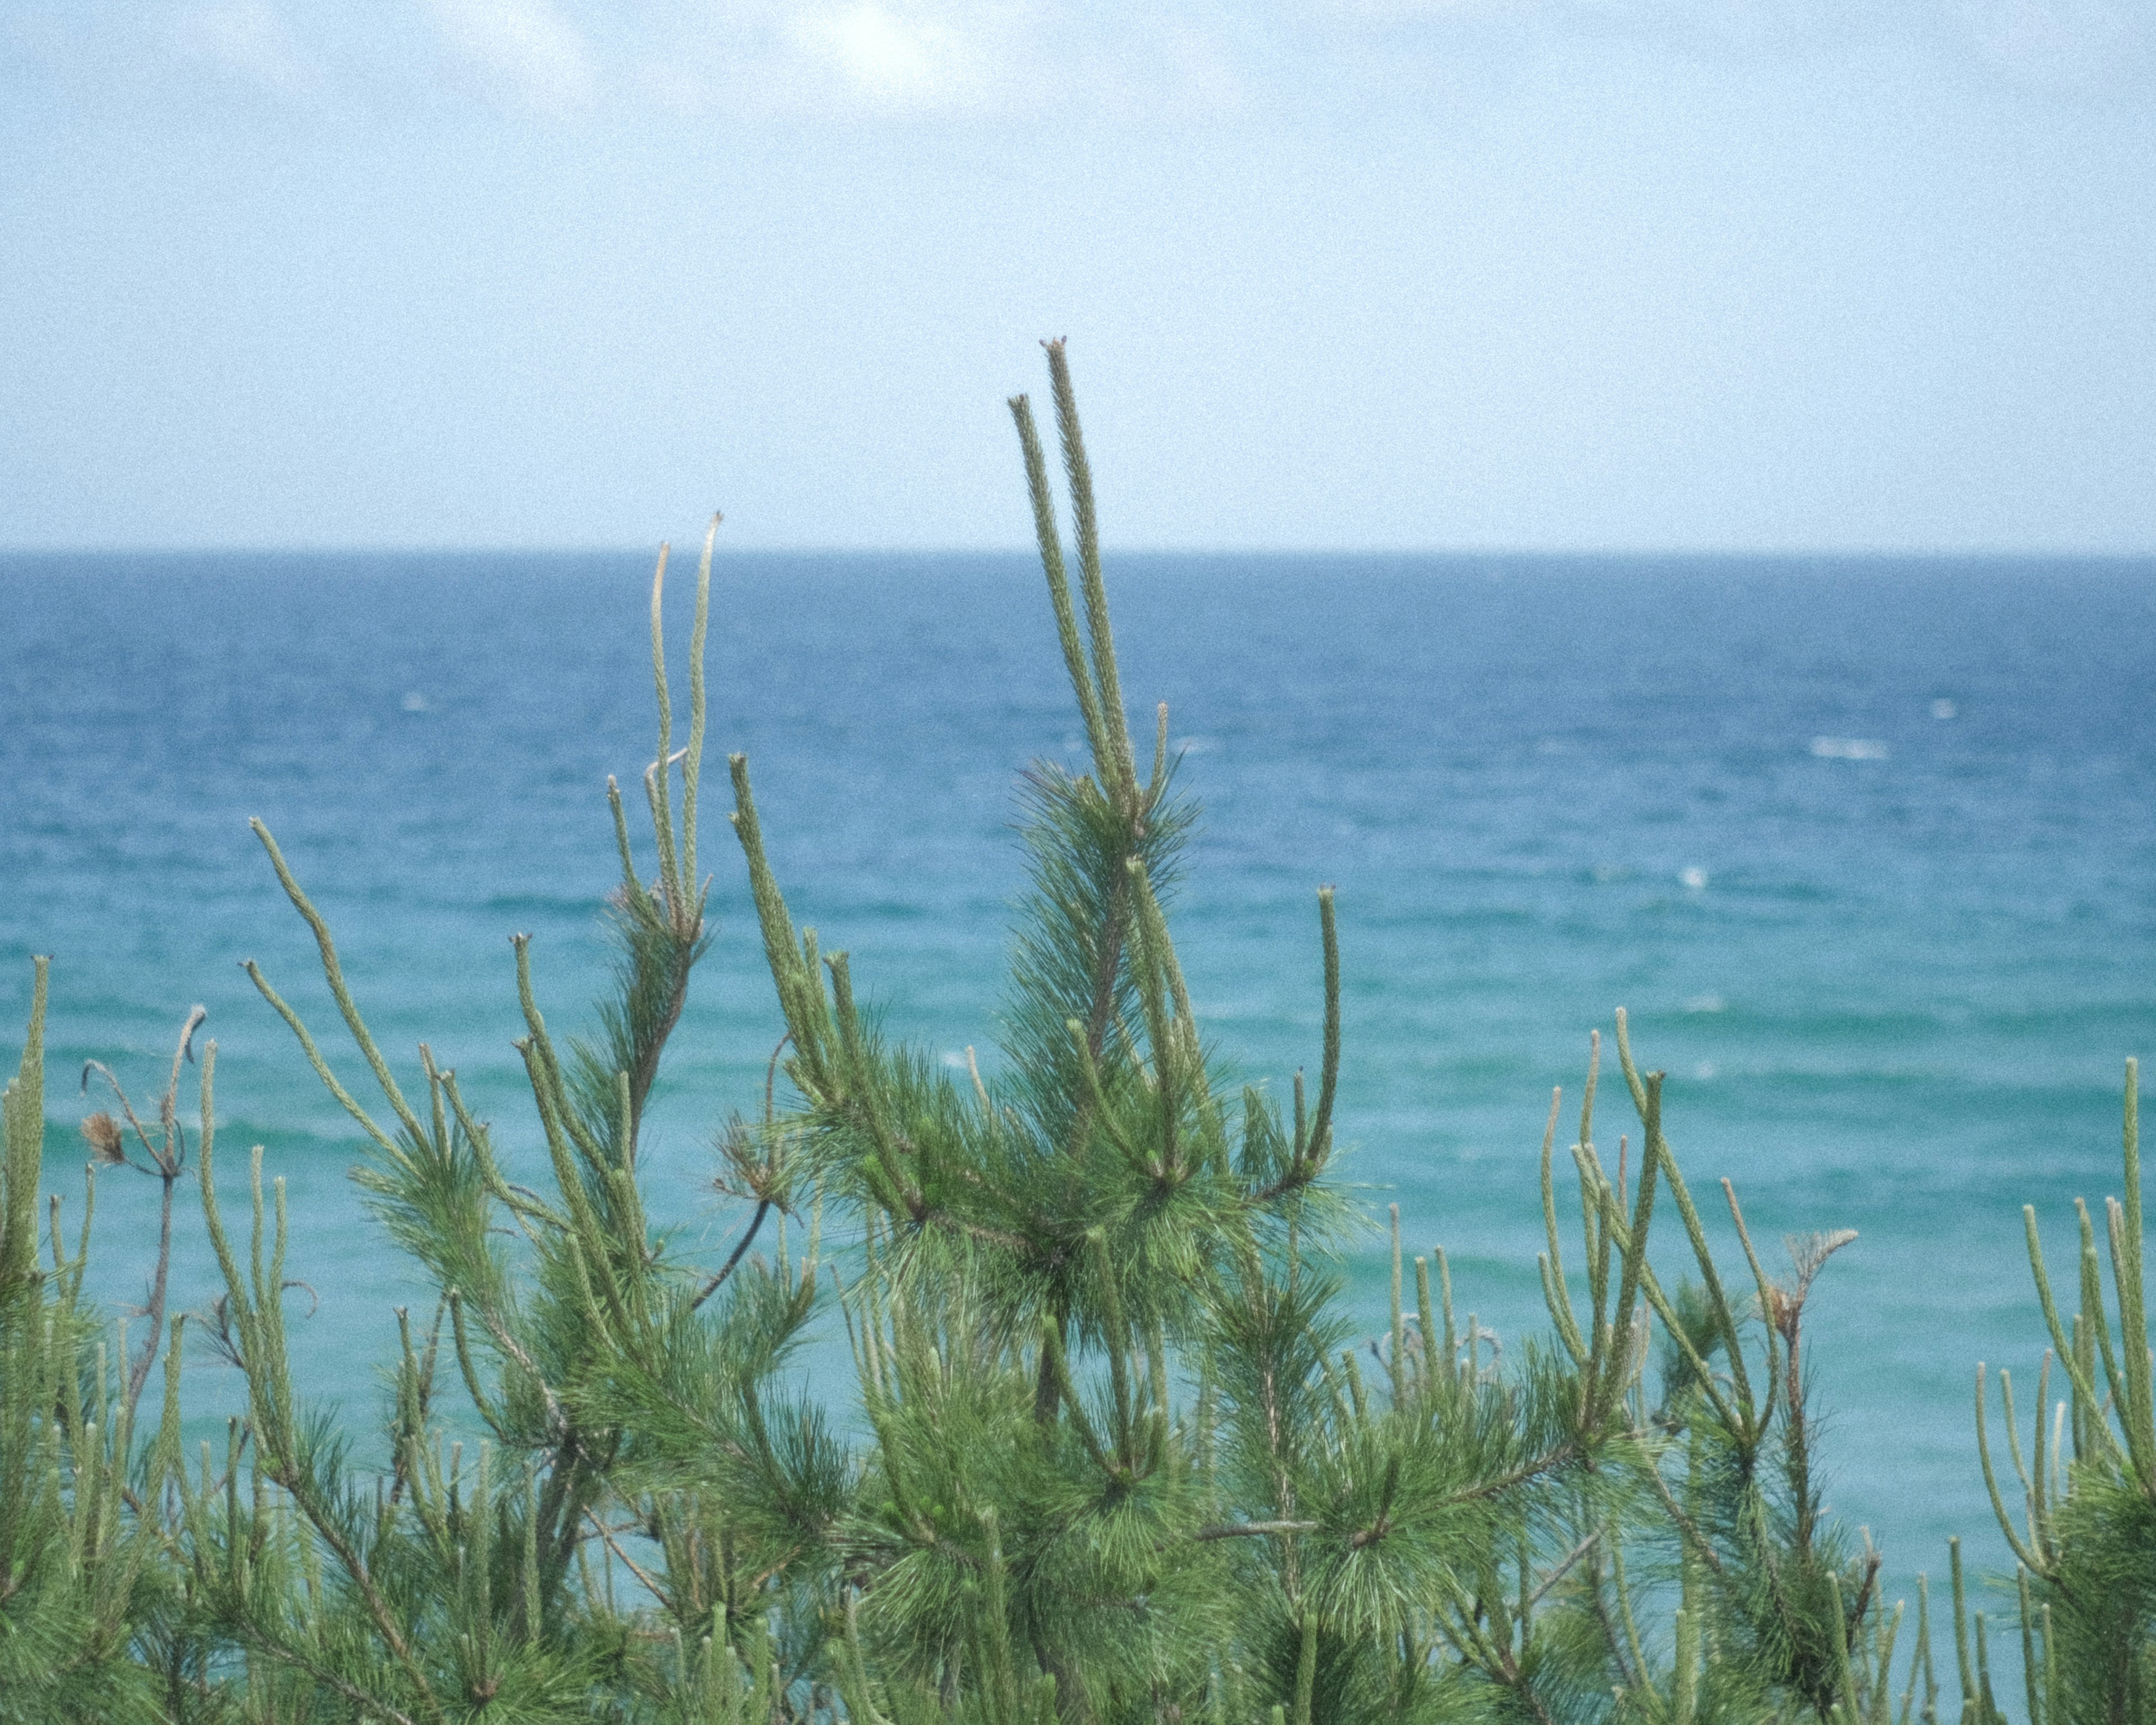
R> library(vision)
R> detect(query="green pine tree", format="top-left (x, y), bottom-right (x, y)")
top-left (3, 341), bottom-right (2144, 1721)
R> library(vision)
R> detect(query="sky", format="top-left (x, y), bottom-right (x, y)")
top-left (3, 0), bottom-right (2153, 553)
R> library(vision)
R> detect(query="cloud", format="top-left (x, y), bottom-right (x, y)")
top-left (174, 1), bottom-right (317, 95)
top-left (20, 0), bottom-right (2152, 128)
top-left (464, 0), bottom-right (2156, 123)
top-left (789, 2), bottom-right (971, 107)
top-left (587, 0), bottom-right (1051, 120)
top-left (424, 0), bottom-right (597, 109)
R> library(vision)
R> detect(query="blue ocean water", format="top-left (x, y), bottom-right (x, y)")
top-left (4, 550), bottom-right (2154, 1641)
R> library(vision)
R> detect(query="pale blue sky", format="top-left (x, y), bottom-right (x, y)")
top-left (4, 1), bottom-right (2153, 551)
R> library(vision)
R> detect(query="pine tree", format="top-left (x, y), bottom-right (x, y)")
top-left (1976, 1058), bottom-right (2156, 1719)
top-left (2, 341), bottom-right (2143, 1721)
top-left (1, 961), bottom-right (186, 1723)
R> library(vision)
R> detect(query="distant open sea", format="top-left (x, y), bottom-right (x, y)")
top-left (5, 550), bottom-right (2154, 1641)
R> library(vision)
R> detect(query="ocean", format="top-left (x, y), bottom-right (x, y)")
top-left (4, 549), bottom-right (2153, 1648)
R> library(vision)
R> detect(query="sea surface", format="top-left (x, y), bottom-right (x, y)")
top-left (4, 550), bottom-right (2154, 1653)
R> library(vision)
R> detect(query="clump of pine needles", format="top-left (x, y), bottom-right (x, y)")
top-left (2, 344), bottom-right (2148, 1723)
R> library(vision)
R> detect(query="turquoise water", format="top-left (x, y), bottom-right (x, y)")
top-left (4, 550), bottom-right (2154, 1638)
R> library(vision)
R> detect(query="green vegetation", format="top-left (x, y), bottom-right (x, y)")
top-left (2, 345), bottom-right (2149, 1722)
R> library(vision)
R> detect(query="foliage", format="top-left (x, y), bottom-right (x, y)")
top-left (1976, 1058), bottom-right (2156, 1720)
top-left (1, 344), bottom-right (2147, 1722)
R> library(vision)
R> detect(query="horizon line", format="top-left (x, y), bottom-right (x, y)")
top-left (6, 542), bottom-right (2156, 564)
